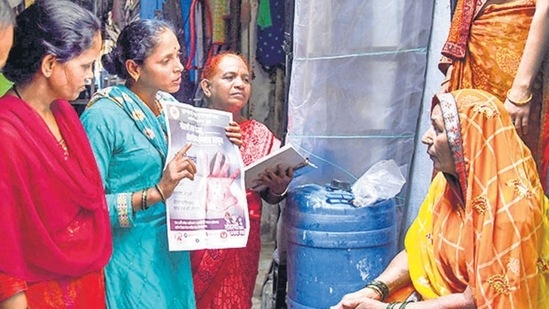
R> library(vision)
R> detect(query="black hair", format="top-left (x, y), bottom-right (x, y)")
top-left (3, 0), bottom-right (100, 84)
top-left (0, 0), bottom-right (15, 28)
top-left (102, 19), bottom-right (174, 80)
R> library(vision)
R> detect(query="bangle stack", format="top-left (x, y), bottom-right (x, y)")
top-left (401, 301), bottom-right (413, 308)
top-left (155, 184), bottom-right (166, 202)
top-left (141, 188), bottom-right (149, 210)
top-left (386, 301), bottom-right (412, 309)
top-left (386, 302), bottom-right (399, 309)
top-left (506, 89), bottom-right (533, 106)
top-left (365, 279), bottom-right (389, 301)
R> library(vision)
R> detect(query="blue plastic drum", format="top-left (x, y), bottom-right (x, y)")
top-left (285, 182), bottom-right (397, 308)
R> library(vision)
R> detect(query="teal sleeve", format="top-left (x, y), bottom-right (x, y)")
top-left (81, 102), bottom-right (136, 228)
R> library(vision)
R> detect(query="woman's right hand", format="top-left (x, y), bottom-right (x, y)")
top-left (0, 292), bottom-right (28, 309)
top-left (225, 121), bottom-right (242, 147)
top-left (158, 143), bottom-right (197, 199)
top-left (504, 88), bottom-right (532, 135)
top-left (331, 287), bottom-right (382, 309)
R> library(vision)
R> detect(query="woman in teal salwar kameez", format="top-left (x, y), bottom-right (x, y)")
top-left (81, 20), bottom-right (241, 308)
top-left (82, 86), bottom-right (194, 309)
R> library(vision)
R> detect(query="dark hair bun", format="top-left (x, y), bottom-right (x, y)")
top-left (101, 49), bottom-right (123, 77)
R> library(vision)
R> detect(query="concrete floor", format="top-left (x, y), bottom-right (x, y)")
top-left (252, 240), bottom-right (275, 308)
top-left (250, 199), bottom-right (285, 309)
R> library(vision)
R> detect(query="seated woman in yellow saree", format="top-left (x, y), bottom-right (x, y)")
top-left (332, 89), bottom-right (549, 309)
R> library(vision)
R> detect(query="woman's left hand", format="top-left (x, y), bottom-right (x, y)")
top-left (225, 121), bottom-right (242, 147)
top-left (331, 291), bottom-right (386, 309)
top-left (504, 99), bottom-right (531, 136)
top-left (258, 165), bottom-right (294, 195)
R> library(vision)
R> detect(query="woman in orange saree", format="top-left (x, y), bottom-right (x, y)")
top-left (440, 0), bottom-right (549, 190)
top-left (333, 89), bottom-right (549, 308)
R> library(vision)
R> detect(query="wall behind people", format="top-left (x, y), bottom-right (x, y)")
top-left (95, 0), bottom-right (287, 140)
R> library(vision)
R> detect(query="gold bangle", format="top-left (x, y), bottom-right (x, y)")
top-left (141, 188), bottom-right (149, 210)
top-left (270, 186), bottom-right (289, 198)
top-left (506, 89), bottom-right (533, 106)
top-left (155, 184), bottom-right (166, 202)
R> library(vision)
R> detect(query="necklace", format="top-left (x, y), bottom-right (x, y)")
top-left (58, 138), bottom-right (69, 160)
top-left (13, 85), bottom-right (23, 100)
top-left (154, 99), bottom-right (163, 116)
top-left (13, 84), bottom-right (69, 159)
top-left (155, 99), bottom-right (168, 141)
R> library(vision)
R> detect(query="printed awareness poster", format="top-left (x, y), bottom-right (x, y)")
top-left (163, 101), bottom-right (249, 251)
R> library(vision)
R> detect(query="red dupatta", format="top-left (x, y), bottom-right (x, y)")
top-left (0, 95), bottom-right (112, 282)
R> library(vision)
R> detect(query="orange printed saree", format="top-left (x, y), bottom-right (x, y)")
top-left (442, 0), bottom-right (549, 187)
top-left (405, 90), bottom-right (549, 308)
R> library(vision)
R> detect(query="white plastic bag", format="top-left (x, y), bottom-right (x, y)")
top-left (351, 160), bottom-right (406, 207)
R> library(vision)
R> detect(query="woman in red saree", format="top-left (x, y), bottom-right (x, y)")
top-left (191, 52), bottom-right (293, 308)
top-left (333, 89), bottom-right (549, 308)
top-left (0, 1), bottom-right (112, 308)
top-left (440, 0), bottom-right (549, 189)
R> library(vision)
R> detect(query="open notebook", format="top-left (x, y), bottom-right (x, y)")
top-left (244, 143), bottom-right (315, 191)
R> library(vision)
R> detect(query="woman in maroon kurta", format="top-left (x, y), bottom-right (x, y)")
top-left (191, 52), bottom-right (293, 309)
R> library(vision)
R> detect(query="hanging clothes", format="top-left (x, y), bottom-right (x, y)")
top-left (210, 0), bottom-right (229, 44)
top-left (256, 0), bottom-right (285, 69)
top-left (140, 0), bottom-right (167, 19)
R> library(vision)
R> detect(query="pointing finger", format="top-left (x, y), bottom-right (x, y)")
top-left (176, 143), bottom-right (193, 158)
